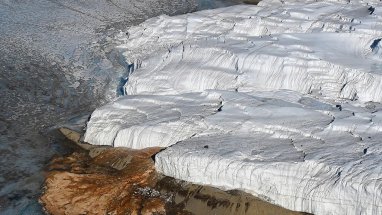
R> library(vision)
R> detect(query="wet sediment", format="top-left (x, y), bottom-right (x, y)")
top-left (40, 128), bottom-right (310, 215)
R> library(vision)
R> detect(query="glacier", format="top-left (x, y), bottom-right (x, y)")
top-left (1, 0), bottom-right (244, 213)
top-left (84, 0), bottom-right (382, 214)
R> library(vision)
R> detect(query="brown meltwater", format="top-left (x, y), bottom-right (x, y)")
top-left (39, 128), bottom-right (311, 215)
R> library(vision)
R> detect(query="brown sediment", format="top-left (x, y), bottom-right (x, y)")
top-left (40, 147), bottom-right (164, 215)
top-left (40, 128), bottom-right (311, 215)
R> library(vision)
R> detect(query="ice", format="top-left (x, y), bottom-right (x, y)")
top-left (85, 0), bottom-right (382, 214)
top-left (156, 91), bottom-right (382, 215)
top-left (85, 92), bottom-right (222, 148)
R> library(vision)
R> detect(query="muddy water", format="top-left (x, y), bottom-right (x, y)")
top-left (40, 130), bottom-right (310, 215)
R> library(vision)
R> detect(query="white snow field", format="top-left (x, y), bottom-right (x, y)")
top-left (85, 0), bottom-right (382, 214)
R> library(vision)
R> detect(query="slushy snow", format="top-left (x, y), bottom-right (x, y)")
top-left (84, 0), bottom-right (382, 214)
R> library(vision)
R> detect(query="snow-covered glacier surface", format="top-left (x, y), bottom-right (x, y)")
top-left (85, 0), bottom-right (382, 214)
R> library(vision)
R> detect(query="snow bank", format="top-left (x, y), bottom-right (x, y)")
top-left (119, 0), bottom-right (382, 102)
top-left (85, 92), bottom-right (222, 148)
top-left (85, 0), bottom-right (382, 214)
top-left (156, 91), bottom-right (382, 215)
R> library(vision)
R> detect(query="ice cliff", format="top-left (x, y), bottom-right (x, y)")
top-left (84, 0), bottom-right (382, 214)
